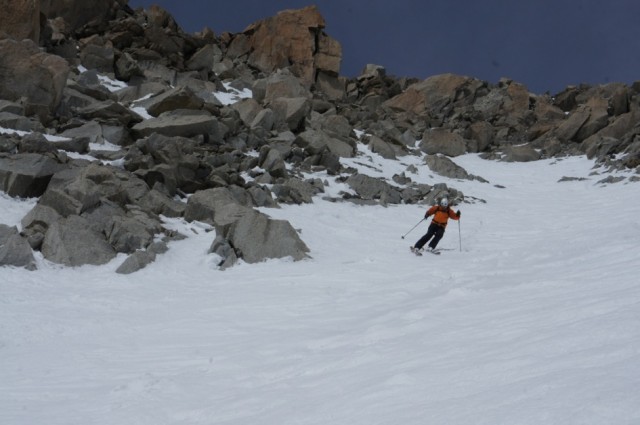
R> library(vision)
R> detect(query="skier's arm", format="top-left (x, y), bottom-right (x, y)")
top-left (425, 205), bottom-right (437, 218)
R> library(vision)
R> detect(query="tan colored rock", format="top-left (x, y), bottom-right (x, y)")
top-left (384, 73), bottom-right (473, 115)
top-left (0, 37), bottom-right (69, 117)
top-left (242, 5), bottom-right (342, 87)
top-left (0, 0), bottom-right (40, 42)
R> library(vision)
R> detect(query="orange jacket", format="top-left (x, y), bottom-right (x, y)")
top-left (426, 205), bottom-right (459, 228)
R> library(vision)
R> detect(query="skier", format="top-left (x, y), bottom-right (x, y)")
top-left (411, 197), bottom-right (461, 255)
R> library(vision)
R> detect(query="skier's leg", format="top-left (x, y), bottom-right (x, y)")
top-left (428, 227), bottom-right (445, 249)
top-left (415, 224), bottom-right (437, 249)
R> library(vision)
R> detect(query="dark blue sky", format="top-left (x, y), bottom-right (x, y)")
top-left (129, 0), bottom-right (640, 95)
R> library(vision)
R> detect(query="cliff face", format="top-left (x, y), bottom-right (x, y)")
top-left (0, 1), bottom-right (638, 270)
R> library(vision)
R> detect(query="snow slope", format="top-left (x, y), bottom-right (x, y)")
top-left (1, 151), bottom-right (640, 425)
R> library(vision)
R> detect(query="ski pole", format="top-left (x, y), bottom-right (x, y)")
top-left (458, 219), bottom-right (462, 252)
top-left (401, 218), bottom-right (425, 239)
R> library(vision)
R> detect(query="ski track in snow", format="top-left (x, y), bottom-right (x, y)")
top-left (1, 153), bottom-right (640, 425)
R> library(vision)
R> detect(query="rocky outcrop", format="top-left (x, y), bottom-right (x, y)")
top-left (0, 2), bottom-right (638, 272)
top-left (238, 5), bottom-right (342, 87)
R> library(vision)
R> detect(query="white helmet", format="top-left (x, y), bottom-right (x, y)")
top-left (439, 197), bottom-right (449, 207)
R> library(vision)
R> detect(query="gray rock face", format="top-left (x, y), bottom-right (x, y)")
top-left (41, 215), bottom-right (116, 266)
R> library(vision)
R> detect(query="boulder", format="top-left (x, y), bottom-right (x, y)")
top-left (425, 155), bottom-right (488, 181)
top-left (0, 153), bottom-right (67, 198)
top-left (0, 38), bottom-right (70, 117)
top-left (296, 129), bottom-right (356, 158)
top-left (0, 112), bottom-right (45, 133)
top-left (135, 85), bottom-right (204, 117)
top-left (502, 144), bottom-right (542, 162)
top-left (346, 174), bottom-right (403, 204)
top-left (262, 69), bottom-right (312, 103)
top-left (76, 100), bottom-right (144, 126)
top-left (41, 215), bottom-right (116, 266)
top-left (184, 187), bottom-right (252, 227)
top-left (269, 97), bottom-right (311, 132)
top-left (131, 109), bottom-right (220, 139)
top-left (219, 209), bottom-right (309, 264)
top-left (242, 5), bottom-right (341, 87)
top-left (384, 73), bottom-right (478, 115)
top-left (116, 250), bottom-right (156, 274)
top-left (420, 128), bottom-right (467, 157)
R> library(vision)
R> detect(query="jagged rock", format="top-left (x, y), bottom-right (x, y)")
top-left (131, 109), bottom-right (220, 139)
top-left (0, 38), bottom-right (69, 118)
top-left (135, 85), bottom-right (204, 117)
top-left (219, 209), bottom-right (310, 264)
top-left (316, 71), bottom-right (346, 101)
top-left (41, 215), bottom-right (116, 266)
top-left (0, 112), bottom-right (46, 133)
top-left (124, 133), bottom-right (202, 195)
top-left (76, 100), bottom-right (144, 126)
top-left (581, 110), bottom-right (640, 159)
top-left (420, 128), bottom-right (467, 157)
top-left (262, 69), bottom-right (312, 104)
top-left (502, 144), bottom-right (542, 162)
top-left (137, 188), bottom-right (186, 217)
top-left (0, 153), bottom-right (67, 198)
top-left (83, 202), bottom-right (159, 254)
top-left (115, 81), bottom-right (169, 104)
top-left (242, 5), bottom-right (341, 87)
top-left (466, 121), bottom-right (494, 152)
top-left (0, 224), bottom-right (37, 270)
top-left (184, 187), bottom-right (252, 227)
top-left (20, 204), bottom-right (61, 249)
top-left (296, 129), bottom-right (356, 158)
top-left (231, 98), bottom-right (263, 127)
top-left (116, 249), bottom-right (156, 274)
top-left (0, 100), bottom-right (25, 115)
top-left (346, 174), bottom-right (403, 204)
top-left (17, 132), bottom-right (58, 155)
top-left (38, 163), bottom-right (150, 218)
top-left (364, 134), bottom-right (397, 159)
top-left (553, 105), bottom-right (590, 142)
top-left (425, 155), bottom-right (488, 181)
top-left (384, 73), bottom-right (480, 115)
top-left (259, 146), bottom-right (288, 178)
top-left (270, 97), bottom-right (311, 132)
top-left (208, 234), bottom-right (238, 269)
top-left (79, 36), bottom-right (115, 73)
top-left (271, 177), bottom-right (323, 204)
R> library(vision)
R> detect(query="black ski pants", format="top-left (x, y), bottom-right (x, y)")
top-left (415, 222), bottom-right (445, 250)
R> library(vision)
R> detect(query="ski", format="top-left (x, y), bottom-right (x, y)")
top-left (410, 247), bottom-right (441, 256)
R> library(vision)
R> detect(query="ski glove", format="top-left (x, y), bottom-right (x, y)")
top-left (456, 210), bottom-right (461, 218)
